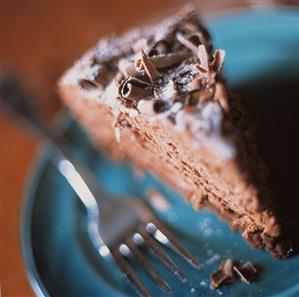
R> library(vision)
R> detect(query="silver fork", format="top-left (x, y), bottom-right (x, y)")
top-left (0, 75), bottom-right (201, 296)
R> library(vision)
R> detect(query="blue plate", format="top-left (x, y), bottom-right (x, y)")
top-left (21, 9), bottom-right (299, 297)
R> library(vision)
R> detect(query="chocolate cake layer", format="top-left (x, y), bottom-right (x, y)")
top-left (58, 7), bottom-right (294, 258)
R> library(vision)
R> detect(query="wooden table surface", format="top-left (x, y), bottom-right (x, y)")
top-left (0, 1), bottom-right (295, 296)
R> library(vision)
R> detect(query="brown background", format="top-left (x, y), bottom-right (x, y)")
top-left (0, 1), bottom-right (295, 296)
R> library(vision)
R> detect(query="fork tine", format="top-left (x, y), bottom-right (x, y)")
top-left (137, 226), bottom-right (187, 283)
top-left (111, 247), bottom-right (152, 297)
top-left (125, 238), bottom-right (172, 294)
top-left (146, 220), bottom-right (201, 269)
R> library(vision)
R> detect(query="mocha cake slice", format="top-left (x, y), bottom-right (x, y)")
top-left (58, 7), bottom-right (294, 258)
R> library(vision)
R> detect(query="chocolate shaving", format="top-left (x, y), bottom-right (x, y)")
top-left (78, 64), bottom-right (109, 90)
top-left (136, 50), bottom-right (161, 83)
top-left (233, 262), bottom-right (257, 284)
top-left (210, 259), bottom-right (236, 289)
top-left (214, 83), bottom-right (229, 112)
top-left (78, 79), bottom-right (98, 90)
top-left (119, 77), bottom-right (152, 103)
top-left (212, 49), bottom-right (226, 73)
top-left (176, 32), bottom-right (198, 53)
top-left (153, 99), bottom-right (169, 113)
top-left (139, 52), bottom-right (189, 70)
top-left (197, 44), bottom-right (209, 71)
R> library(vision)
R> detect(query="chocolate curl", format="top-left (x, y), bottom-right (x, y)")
top-left (233, 262), bottom-right (257, 284)
top-left (151, 52), bottom-right (189, 68)
top-left (135, 50), bottom-right (162, 83)
top-left (119, 77), bottom-right (152, 103)
top-left (210, 259), bottom-right (236, 289)
top-left (212, 49), bottom-right (226, 73)
top-left (214, 83), bottom-right (229, 112)
top-left (118, 58), bottom-right (138, 77)
top-left (136, 52), bottom-right (189, 71)
top-left (176, 31), bottom-right (205, 53)
top-left (197, 44), bottom-right (209, 71)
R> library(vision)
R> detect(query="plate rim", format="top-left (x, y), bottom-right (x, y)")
top-left (21, 143), bottom-right (50, 297)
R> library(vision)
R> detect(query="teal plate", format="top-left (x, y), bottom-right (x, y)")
top-left (21, 9), bottom-right (299, 297)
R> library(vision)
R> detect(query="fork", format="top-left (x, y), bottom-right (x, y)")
top-left (0, 75), bottom-right (201, 297)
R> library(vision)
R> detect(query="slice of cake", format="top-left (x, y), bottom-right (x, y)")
top-left (58, 7), bottom-right (294, 258)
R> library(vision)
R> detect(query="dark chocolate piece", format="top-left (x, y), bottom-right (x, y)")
top-left (138, 50), bottom-right (161, 83)
top-left (210, 259), bottom-right (236, 289)
top-left (233, 261), bottom-right (257, 284)
top-left (119, 77), bottom-right (152, 103)
top-left (153, 99), bottom-right (169, 113)
top-left (147, 52), bottom-right (190, 69)
top-left (78, 64), bottom-right (109, 90)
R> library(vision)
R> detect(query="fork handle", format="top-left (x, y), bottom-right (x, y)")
top-left (0, 74), bottom-right (109, 211)
top-left (0, 73), bottom-right (66, 152)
